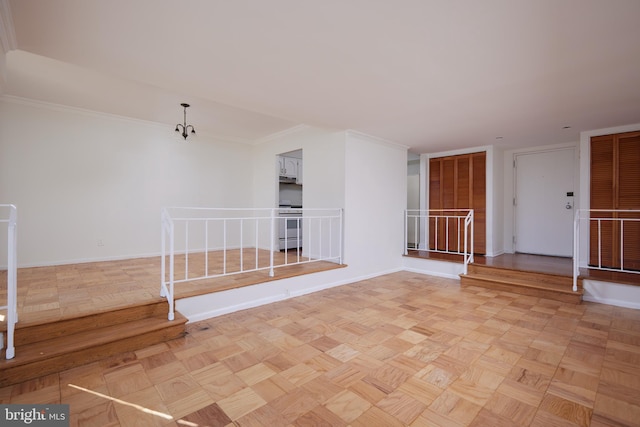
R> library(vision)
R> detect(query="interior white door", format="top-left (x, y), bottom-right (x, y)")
top-left (514, 148), bottom-right (575, 257)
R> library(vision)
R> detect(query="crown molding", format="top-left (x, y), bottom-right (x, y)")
top-left (0, 95), bottom-right (256, 145)
top-left (345, 129), bottom-right (409, 151)
top-left (252, 124), bottom-right (311, 145)
top-left (0, 0), bottom-right (17, 54)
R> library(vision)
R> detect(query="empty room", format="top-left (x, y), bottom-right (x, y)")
top-left (1, 1), bottom-right (640, 426)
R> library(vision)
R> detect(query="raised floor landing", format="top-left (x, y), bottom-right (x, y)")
top-left (0, 251), bottom-right (345, 328)
top-left (405, 250), bottom-right (640, 287)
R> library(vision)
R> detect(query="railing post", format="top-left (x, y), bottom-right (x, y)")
top-left (255, 219), bottom-right (259, 271)
top-left (184, 221), bottom-right (189, 281)
top-left (470, 210), bottom-right (474, 264)
top-left (160, 212), bottom-right (166, 298)
top-left (240, 219), bottom-right (244, 272)
top-left (205, 220), bottom-right (209, 277)
top-left (269, 208), bottom-right (275, 277)
top-left (404, 210), bottom-right (408, 255)
top-left (5, 205), bottom-right (17, 359)
top-left (445, 215), bottom-right (449, 252)
top-left (222, 219), bottom-right (227, 275)
top-left (339, 208), bottom-right (344, 264)
top-left (620, 219), bottom-right (624, 271)
top-left (573, 209), bottom-right (580, 292)
top-left (160, 208), bottom-right (175, 321)
top-left (168, 218), bottom-right (175, 321)
top-left (463, 216), bottom-right (468, 275)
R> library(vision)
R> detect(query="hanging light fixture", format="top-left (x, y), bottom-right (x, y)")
top-left (175, 103), bottom-right (196, 140)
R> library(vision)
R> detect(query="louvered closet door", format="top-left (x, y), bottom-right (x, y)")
top-left (590, 136), bottom-right (615, 268)
top-left (590, 131), bottom-right (640, 270)
top-left (429, 152), bottom-right (486, 255)
top-left (618, 133), bottom-right (640, 270)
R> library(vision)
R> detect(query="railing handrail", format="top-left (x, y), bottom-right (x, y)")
top-left (169, 213), bottom-right (343, 222)
top-left (573, 208), bottom-right (640, 291)
top-left (406, 209), bottom-right (473, 213)
top-left (578, 209), bottom-right (640, 213)
top-left (404, 208), bottom-right (474, 274)
top-left (160, 207), bottom-right (343, 321)
top-left (1, 204), bottom-right (17, 359)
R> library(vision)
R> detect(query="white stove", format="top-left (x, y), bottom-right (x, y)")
top-left (279, 202), bottom-right (302, 250)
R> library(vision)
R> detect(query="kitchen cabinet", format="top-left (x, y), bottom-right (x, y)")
top-left (278, 156), bottom-right (302, 184)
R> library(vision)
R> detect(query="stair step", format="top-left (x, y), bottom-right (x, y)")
top-left (0, 311), bottom-right (187, 387)
top-left (467, 264), bottom-right (576, 288)
top-left (462, 272), bottom-right (580, 293)
top-left (13, 301), bottom-right (169, 347)
top-left (460, 272), bottom-right (583, 304)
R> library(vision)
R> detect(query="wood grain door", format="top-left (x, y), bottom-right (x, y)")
top-left (590, 131), bottom-right (640, 270)
top-left (429, 152), bottom-right (486, 254)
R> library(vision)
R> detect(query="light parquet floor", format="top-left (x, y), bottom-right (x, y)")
top-left (2, 270), bottom-right (640, 426)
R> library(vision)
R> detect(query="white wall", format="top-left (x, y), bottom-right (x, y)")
top-left (0, 97), bottom-right (253, 266)
top-left (178, 127), bottom-right (410, 322)
top-left (344, 131), bottom-right (407, 275)
top-left (1, 96), bottom-right (410, 287)
top-left (0, 50), bottom-right (6, 93)
top-left (490, 146), bottom-right (504, 256)
top-left (251, 125), bottom-right (346, 210)
top-left (251, 126), bottom-right (409, 278)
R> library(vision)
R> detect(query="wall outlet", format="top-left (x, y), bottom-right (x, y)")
top-left (97, 239), bottom-right (104, 246)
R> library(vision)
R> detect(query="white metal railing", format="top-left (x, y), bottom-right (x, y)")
top-left (1, 204), bottom-right (17, 359)
top-left (405, 209), bottom-right (474, 274)
top-left (573, 209), bottom-right (640, 291)
top-left (160, 207), bottom-right (343, 321)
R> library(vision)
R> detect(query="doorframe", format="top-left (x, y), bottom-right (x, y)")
top-left (505, 142), bottom-right (580, 255)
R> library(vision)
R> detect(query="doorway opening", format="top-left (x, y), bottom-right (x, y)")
top-left (277, 149), bottom-right (303, 251)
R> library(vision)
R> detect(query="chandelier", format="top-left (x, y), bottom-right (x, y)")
top-left (175, 103), bottom-right (195, 140)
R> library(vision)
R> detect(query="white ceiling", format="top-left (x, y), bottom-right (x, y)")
top-left (3, 0), bottom-right (640, 153)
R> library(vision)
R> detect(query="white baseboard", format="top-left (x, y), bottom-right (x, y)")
top-left (177, 266), bottom-right (403, 323)
top-left (583, 279), bottom-right (640, 310)
top-left (402, 256), bottom-right (464, 280)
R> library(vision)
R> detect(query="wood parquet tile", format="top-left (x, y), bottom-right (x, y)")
top-left (2, 270), bottom-right (640, 425)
